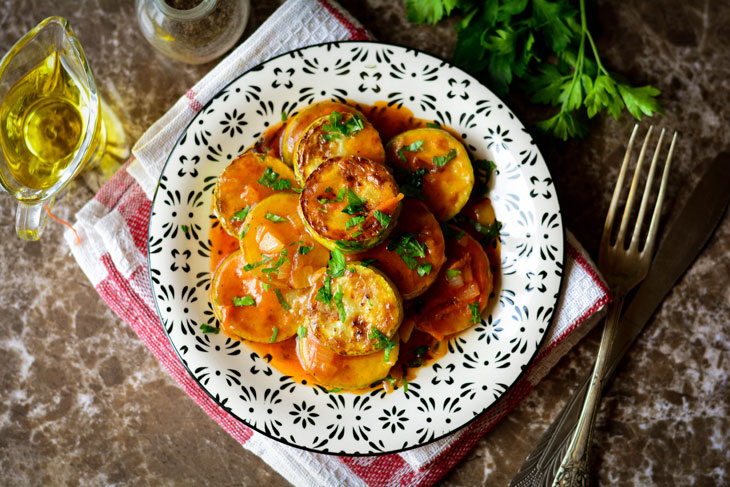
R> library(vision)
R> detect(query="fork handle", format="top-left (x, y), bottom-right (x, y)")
top-left (553, 294), bottom-right (626, 487)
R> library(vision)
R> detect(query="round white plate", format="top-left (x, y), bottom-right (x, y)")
top-left (148, 41), bottom-right (564, 455)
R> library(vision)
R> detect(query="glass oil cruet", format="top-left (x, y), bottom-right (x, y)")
top-left (0, 17), bottom-right (106, 240)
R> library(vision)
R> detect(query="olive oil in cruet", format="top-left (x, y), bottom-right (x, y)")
top-left (0, 50), bottom-right (89, 191)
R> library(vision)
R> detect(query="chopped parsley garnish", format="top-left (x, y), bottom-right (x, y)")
top-left (328, 248), bottom-right (346, 278)
top-left (472, 220), bottom-right (502, 244)
top-left (297, 325), bottom-right (307, 338)
top-left (264, 212), bottom-right (289, 223)
top-left (298, 245), bottom-right (314, 255)
top-left (231, 206), bottom-right (251, 222)
top-left (468, 301), bottom-right (481, 324)
top-left (373, 209), bottom-right (391, 228)
top-left (233, 295), bottom-right (256, 307)
top-left (318, 187), bottom-right (346, 205)
top-left (474, 159), bottom-right (497, 195)
top-left (273, 289), bottom-right (291, 311)
top-left (181, 225), bottom-right (189, 234)
top-left (243, 256), bottom-right (273, 271)
top-left (397, 167), bottom-right (428, 199)
top-left (426, 122), bottom-right (440, 128)
top-left (239, 224), bottom-right (250, 239)
top-left (281, 110), bottom-right (287, 122)
top-left (417, 263), bottom-right (432, 276)
top-left (269, 326), bottom-right (279, 343)
top-left (346, 215), bottom-right (365, 230)
top-left (315, 274), bottom-right (333, 307)
top-left (200, 324), bottom-right (220, 334)
top-left (397, 140), bottom-right (425, 162)
top-left (258, 166), bottom-right (292, 191)
top-left (446, 268), bottom-right (462, 278)
top-left (441, 224), bottom-right (464, 241)
top-left (322, 111), bottom-right (364, 139)
top-left (387, 232), bottom-right (428, 271)
top-left (369, 329), bottom-right (396, 362)
top-left (335, 240), bottom-right (364, 251)
top-left (432, 148), bottom-right (458, 167)
top-left (360, 258), bottom-right (378, 267)
top-left (341, 188), bottom-right (366, 215)
top-left (333, 286), bottom-right (346, 322)
top-left (401, 364), bottom-right (409, 393)
top-left (320, 133), bottom-right (339, 142)
top-left (261, 251), bottom-right (289, 275)
top-left (409, 345), bottom-right (430, 368)
top-left (328, 387), bottom-right (344, 393)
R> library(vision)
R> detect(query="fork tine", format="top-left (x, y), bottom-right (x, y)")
top-left (602, 124), bottom-right (639, 249)
top-left (629, 128), bottom-right (666, 251)
top-left (642, 131), bottom-right (677, 257)
top-left (616, 126), bottom-right (654, 248)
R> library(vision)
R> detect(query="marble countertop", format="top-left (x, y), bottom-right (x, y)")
top-left (1, 1), bottom-right (728, 485)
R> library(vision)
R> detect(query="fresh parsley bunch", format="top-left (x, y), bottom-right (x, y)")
top-left (405, 0), bottom-right (663, 139)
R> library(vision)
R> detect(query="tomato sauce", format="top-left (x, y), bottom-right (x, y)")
top-left (208, 100), bottom-right (501, 393)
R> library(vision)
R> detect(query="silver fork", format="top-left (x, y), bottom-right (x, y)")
top-left (552, 125), bottom-right (677, 486)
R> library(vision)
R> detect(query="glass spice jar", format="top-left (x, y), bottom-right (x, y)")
top-left (136, 0), bottom-right (250, 64)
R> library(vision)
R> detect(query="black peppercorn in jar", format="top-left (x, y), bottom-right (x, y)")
top-left (136, 0), bottom-right (250, 64)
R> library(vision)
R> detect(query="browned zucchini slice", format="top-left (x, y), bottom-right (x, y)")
top-left (305, 264), bottom-right (403, 356)
top-left (293, 111), bottom-right (385, 183)
top-left (299, 156), bottom-right (402, 254)
top-left (412, 229), bottom-right (493, 340)
top-left (386, 128), bottom-right (474, 221)
top-left (239, 192), bottom-right (329, 289)
top-left (280, 101), bottom-right (361, 166)
top-left (213, 152), bottom-right (299, 237)
top-left (348, 198), bottom-right (445, 299)
top-left (298, 331), bottom-right (399, 390)
top-left (210, 251), bottom-right (306, 343)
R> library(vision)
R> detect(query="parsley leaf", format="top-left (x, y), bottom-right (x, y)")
top-left (387, 232), bottom-right (427, 271)
top-left (346, 215), bottom-right (366, 230)
top-left (397, 140), bottom-right (425, 162)
top-left (373, 209), bottom-right (391, 228)
top-left (405, 0), bottom-right (457, 25)
top-left (273, 289), bottom-right (291, 311)
top-left (432, 148), bottom-right (457, 167)
top-left (341, 188), bottom-right (366, 215)
top-left (333, 286), bottom-right (346, 322)
top-left (233, 295), bottom-right (256, 306)
top-left (243, 256), bottom-right (272, 271)
top-left (297, 325), bottom-right (307, 338)
top-left (200, 324), bottom-right (220, 334)
top-left (269, 326), bottom-right (279, 343)
top-left (335, 240), bottom-right (365, 251)
top-left (318, 187), bottom-right (346, 205)
top-left (468, 301), bottom-right (481, 324)
top-left (298, 245), bottom-right (314, 255)
top-left (328, 248), bottom-right (346, 278)
top-left (360, 258), bottom-right (378, 267)
top-left (369, 329), bottom-right (396, 362)
top-left (258, 166), bottom-right (295, 191)
top-left (231, 206), bottom-right (251, 222)
top-left (417, 263), bottom-right (432, 276)
top-left (446, 268), bottom-right (462, 278)
top-left (322, 111), bottom-right (364, 138)
top-left (315, 274), bottom-right (333, 307)
top-left (473, 159), bottom-right (497, 195)
top-left (264, 212), bottom-right (289, 223)
top-left (397, 167), bottom-right (428, 199)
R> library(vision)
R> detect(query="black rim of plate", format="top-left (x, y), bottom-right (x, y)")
top-left (147, 40), bottom-right (566, 456)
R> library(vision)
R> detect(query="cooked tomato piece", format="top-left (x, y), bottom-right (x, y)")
top-left (280, 101), bottom-right (360, 166)
top-left (213, 152), bottom-right (299, 237)
top-left (299, 156), bottom-right (402, 253)
top-left (411, 229), bottom-right (492, 340)
top-left (348, 198), bottom-right (446, 299)
top-left (386, 128), bottom-right (474, 221)
top-left (239, 192), bottom-right (329, 289)
top-left (305, 264), bottom-right (403, 356)
top-left (210, 251), bottom-right (307, 343)
top-left (293, 111), bottom-right (385, 183)
top-left (298, 330), bottom-right (399, 390)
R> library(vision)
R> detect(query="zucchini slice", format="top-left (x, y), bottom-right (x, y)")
top-left (280, 101), bottom-right (361, 166)
top-left (305, 264), bottom-right (403, 356)
top-left (299, 156), bottom-right (402, 253)
top-left (210, 251), bottom-right (306, 343)
top-left (386, 128), bottom-right (474, 221)
top-left (293, 111), bottom-right (385, 183)
top-left (457, 197), bottom-right (501, 273)
top-left (239, 192), bottom-right (329, 289)
top-left (213, 152), bottom-right (299, 237)
top-left (412, 229), bottom-right (493, 340)
top-left (298, 331), bottom-right (399, 390)
top-left (349, 198), bottom-right (446, 299)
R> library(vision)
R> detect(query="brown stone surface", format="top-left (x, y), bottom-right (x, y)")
top-left (1, 0), bottom-right (728, 486)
